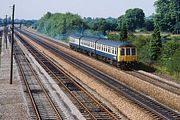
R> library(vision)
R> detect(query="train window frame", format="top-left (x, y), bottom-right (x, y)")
top-left (93, 43), bottom-right (95, 48)
top-left (103, 45), bottom-right (105, 51)
top-left (112, 47), bottom-right (114, 54)
top-left (121, 48), bottom-right (125, 56)
top-left (126, 48), bottom-right (130, 56)
top-left (107, 46), bottom-right (110, 53)
top-left (132, 48), bottom-right (136, 55)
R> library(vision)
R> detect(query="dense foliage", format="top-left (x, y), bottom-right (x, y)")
top-left (130, 34), bottom-right (180, 79)
top-left (149, 26), bottom-right (162, 61)
top-left (154, 0), bottom-right (180, 32)
top-left (117, 8), bottom-right (145, 32)
top-left (37, 12), bottom-right (84, 39)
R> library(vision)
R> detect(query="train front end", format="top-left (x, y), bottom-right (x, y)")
top-left (117, 45), bottom-right (138, 66)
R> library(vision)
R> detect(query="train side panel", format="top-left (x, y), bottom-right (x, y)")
top-left (69, 36), bottom-right (80, 49)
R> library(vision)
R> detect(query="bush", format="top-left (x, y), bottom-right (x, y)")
top-left (166, 50), bottom-right (180, 77)
top-left (107, 33), bottom-right (120, 40)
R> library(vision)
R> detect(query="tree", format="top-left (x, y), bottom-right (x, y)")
top-left (105, 17), bottom-right (118, 32)
top-left (125, 8), bottom-right (145, 31)
top-left (117, 15), bottom-right (126, 31)
top-left (120, 23), bottom-right (128, 41)
top-left (37, 12), bottom-right (84, 38)
top-left (174, 22), bottom-right (180, 34)
top-left (149, 26), bottom-right (162, 61)
top-left (62, 18), bottom-right (67, 34)
top-left (145, 18), bottom-right (154, 31)
top-left (97, 18), bottom-right (107, 35)
top-left (154, 0), bottom-right (180, 32)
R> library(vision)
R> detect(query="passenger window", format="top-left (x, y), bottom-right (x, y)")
top-left (112, 47), bottom-right (114, 54)
top-left (121, 48), bottom-right (125, 55)
top-left (126, 48), bottom-right (130, 55)
top-left (132, 48), bottom-right (136, 55)
top-left (108, 46), bottom-right (110, 53)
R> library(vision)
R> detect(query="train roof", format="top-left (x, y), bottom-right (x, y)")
top-left (69, 35), bottom-right (136, 47)
top-left (69, 34), bottom-right (81, 39)
top-left (97, 39), bottom-right (136, 47)
top-left (81, 36), bottom-right (100, 42)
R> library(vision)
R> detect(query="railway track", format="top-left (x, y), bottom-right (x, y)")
top-left (25, 29), bottom-right (180, 96)
top-left (13, 39), bottom-right (63, 120)
top-left (15, 33), bottom-right (121, 120)
top-left (126, 70), bottom-right (180, 95)
top-left (16, 29), bottom-right (180, 120)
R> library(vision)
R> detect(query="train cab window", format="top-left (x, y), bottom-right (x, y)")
top-left (121, 48), bottom-right (125, 56)
top-left (126, 48), bottom-right (130, 56)
top-left (132, 48), bottom-right (136, 55)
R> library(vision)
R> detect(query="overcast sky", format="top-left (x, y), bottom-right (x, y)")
top-left (1, 0), bottom-right (156, 20)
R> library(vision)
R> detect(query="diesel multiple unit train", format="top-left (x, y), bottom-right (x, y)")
top-left (69, 35), bottom-right (138, 66)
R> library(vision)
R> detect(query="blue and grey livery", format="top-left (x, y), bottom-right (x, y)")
top-left (69, 35), bottom-right (138, 66)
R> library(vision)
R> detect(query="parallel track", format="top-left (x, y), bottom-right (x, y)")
top-left (15, 33), bottom-right (121, 120)
top-left (17, 29), bottom-right (180, 120)
top-left (126, 70), bottom-right (180, 95)
top-left (13, 39), bottom-right (63, 120)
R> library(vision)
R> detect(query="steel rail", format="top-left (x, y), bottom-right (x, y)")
top-left (14, 40), bottom-right (62, 120)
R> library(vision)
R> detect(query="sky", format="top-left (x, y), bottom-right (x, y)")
top-left (0, 0), bottom-right (156, 20)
